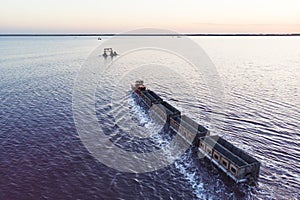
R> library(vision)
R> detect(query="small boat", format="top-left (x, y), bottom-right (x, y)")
top-left (102, 48), bottom-right (118, 57)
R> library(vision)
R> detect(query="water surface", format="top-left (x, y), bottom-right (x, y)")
top-left (0, 36), bottom-right (299, 200)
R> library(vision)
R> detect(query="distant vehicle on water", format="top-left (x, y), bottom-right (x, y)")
top-left (102, 48), bottom-right (118, 57)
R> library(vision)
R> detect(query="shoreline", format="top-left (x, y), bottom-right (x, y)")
top-left (0, 33), bottom-right (300, 37)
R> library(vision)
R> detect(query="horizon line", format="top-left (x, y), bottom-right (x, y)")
top-left (0, 33), bottom-right (300, 37)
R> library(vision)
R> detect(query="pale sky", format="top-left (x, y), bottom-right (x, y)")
top-left (0, 0), bottom-right (299, 33)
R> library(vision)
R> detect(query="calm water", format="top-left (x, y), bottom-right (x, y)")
top-left (0, 36), bottom-right (299, 200)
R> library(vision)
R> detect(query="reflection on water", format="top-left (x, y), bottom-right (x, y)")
top-left (0, 36), bottom-right (299, 199)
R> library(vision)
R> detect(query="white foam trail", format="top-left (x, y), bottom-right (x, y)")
top-left (150, 133), bottom-right (211, 199)
top-left (129, 95), bottom-right (212, 199)
top-left (174, 151), bottom-right (210, 200)
top-left (128, 96), bottom-right (163, 137)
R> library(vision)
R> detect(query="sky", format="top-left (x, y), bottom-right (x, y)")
top-left (0, 0), bottom-right (300, 33)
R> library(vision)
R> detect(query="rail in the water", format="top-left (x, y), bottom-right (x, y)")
top-left (131, 80), bottom-right (260, 184)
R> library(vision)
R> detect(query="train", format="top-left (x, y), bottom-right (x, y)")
top-left (131, 80), bottom-right (260, 184)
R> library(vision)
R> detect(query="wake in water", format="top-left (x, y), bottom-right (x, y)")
top-left (95, 87), bottom-right (253, 199)
top-left (127, 94), bottom-right (256, 200)
top-left (174, 151), bottom-right (208, 199)
top-left (128, 94), bottom-right (213, 199)
top-left (127, 95), bottom-right (164, 137)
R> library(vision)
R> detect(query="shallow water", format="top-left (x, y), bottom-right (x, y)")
top-left (0, 36), bottom-right (299, 199)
